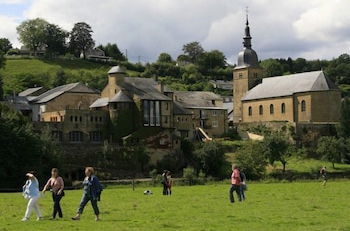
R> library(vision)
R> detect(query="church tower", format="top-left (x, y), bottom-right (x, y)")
top-left (233, 14), bottom-right (263, 123)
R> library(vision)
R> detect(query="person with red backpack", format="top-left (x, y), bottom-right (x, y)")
top-left (229, 165), bottom-right (242, 203)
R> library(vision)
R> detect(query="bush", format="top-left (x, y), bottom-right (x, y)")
top-left (235, 141), bottom-right (268, 180)
top-left (183, 167), bottom-right (196, 186)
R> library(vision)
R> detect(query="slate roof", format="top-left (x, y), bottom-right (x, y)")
top-left (109, 90), bottom-right (133, 103)
top-left (90, 98), bottom-right (109, 108)
top-left (242, 71), bottom-right (338, 101)
top-left (173, 102), bottom-right (192, 115)
top-left (18, 87), bottom-right (45, 97)
top-left (33, 82), bottom-right (97, 104)
top-left (120, 77), bottom-right (172, 101)
top-left (7, 96), bottom-right (32, 111)
top-left (174, 91), bottom-right (223, 108)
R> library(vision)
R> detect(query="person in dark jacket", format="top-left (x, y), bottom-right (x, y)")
top-left (161, 170), bottom-right (169, 195)
top-left (239, 171), bottom-right (247, 201)
top-left (72, 167), bottom-right (103, 221)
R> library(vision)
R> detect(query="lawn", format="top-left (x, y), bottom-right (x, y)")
top-left (1, 181), bottom-right (350, 231)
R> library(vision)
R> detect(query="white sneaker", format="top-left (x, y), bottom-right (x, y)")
top-left (21, 217), bottom-right (29, 222)
top-left (36, 217), bottom-right (43, 221)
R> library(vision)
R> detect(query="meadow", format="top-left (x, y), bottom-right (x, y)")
top-left (1, 181), bottom-right (350, 231)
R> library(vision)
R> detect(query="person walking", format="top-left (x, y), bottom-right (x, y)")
top-left (320, 166), bottom-right (328, 186)
top-left (239, 170), bottom-right (247, 201)
top-left (161, 170), bottom-right (169, 195)
top-left (229, 165), bottom-right (242, 203)
top-left (42, 168), bottom-right (65, 219)
top-left (167, 171), bottom-right (173, 195)
top-left (72, 167), bottom-right (103, 221)
top-left (22, 172), bottom-right (43, 221)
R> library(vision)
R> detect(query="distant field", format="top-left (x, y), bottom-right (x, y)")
top-left (1, 182), bottom-right (350, 231)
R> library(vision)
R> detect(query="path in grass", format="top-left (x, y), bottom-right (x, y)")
top-left (1, 181), bottom-right (349, 231)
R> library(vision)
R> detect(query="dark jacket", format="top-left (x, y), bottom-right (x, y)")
top-left (82, 175), bottom-right (103, 200)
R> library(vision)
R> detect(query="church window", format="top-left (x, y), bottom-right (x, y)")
top-left (281, 103), bottom-right (286, 114)
top-left (248, 106), bottom-right (252, 116)
top-left (259, 105), bottom-right (263, 115)
top-left (270, 104), bottom-right (274, 114)
top-left (301, 100), bottom-right (306, 112)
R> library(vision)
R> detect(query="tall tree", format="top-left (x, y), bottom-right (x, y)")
top-left (69, 22), bottom-right (95, 59)
top-left (16, 18), bottom-right (48, 55)
top-left (261, 59), bottom-right (284, 77)
top-left (182, 41), bottom-right (204, 63)
top-left (0, 38), bottom-right (12, 53)
top-left (44, 23), bottom-right (68, 57)
top-left (157, 53), bottom-right (173, 63)
top-left (316, 136), bottom-right (343, 168)
top-left (97, 43), bottom-right (125, 61)
top-left (197, 50), bottom-right (226, 70)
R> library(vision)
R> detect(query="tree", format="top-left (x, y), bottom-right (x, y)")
top-left (338, 98), bottom-right (350, 138)
top-left (69, 22), bottom-right (95, 59)
top-left (43, 23), bottom-right (68, 56)
top-left (197, 50), bottom-right (226, 71)
top-left (157, 53), bottom-right (173, 63)
top-left (97, 43), bottom-right (126, 61)
top-left (261, 132), bottom-right (290, 172)
top-left (235, 141), bottom-right (268, 180)
top-left (316, 136), bottom-right (343, 168)
top-left (0, 38), bottom-right (12, 53)
top-left (182, 41), bottom-right (204, 63)
top-left (261, 59), bottom-right (284, 77)
top-left (17, 18), bottom-right (49, 55)
top-left (0, 52), bottom-right (5, 101)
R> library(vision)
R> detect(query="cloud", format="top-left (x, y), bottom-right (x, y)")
top-left (0, 0), bottom-right (348, 62)
top-left (0, 15), bottom-right (19, 46)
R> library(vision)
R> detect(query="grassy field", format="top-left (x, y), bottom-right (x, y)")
top-left (1, 181), bottom-right (350, 231)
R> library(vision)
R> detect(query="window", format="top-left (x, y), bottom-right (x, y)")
top-left (239, 73), bottom-right (243, 78)
top-left (270, 104), bottom-right (274, 114)
top-left (143, 100), bottom-right (161, 127)
top-left (200, 110), bottom-right (206, 119)
top-left (164, 116), bottom-right (168, 124)
top-left (259, 105), bottom-right (263, 115)
top-left (51, 131), bottom-right (63, 142)
top-left (143, 100), bottom-right (150, 126)
top-left (212, 110), bottom-right (217, 116)
top-left (95, 116), bottom-right (98, 122)
top-left (212, 100), bottom-right (216, 105)
top-left (248, 106), bottom-right (252, 116)
top-left (281, 103), bottom-right (286, 114)
top-left (69, 131), bottom-right (83, 143)
top-left (79, 116), bottom-right (82, 122)
top-left (212, 120), bottom-right (219, 128)
top-left (90, 116), bottom-right (93, 122)
top-left (99, 117), bottom-right (102, 122)
top-left (301, 100), bottom-right (306, 112)
top-left (89, 131), bottom-right (102, 142)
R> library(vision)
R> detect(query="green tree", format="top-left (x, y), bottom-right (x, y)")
top-left (44, 23), bottom-right (68, 57)
top-left (69, 22), bottom-right (95, 58)
top-left (197, 50), bottom-right (226, 71)
top-left (182, 41), bottom-right (204, 63)
top-left (235, 141), bottom-right (267, 180)
top-left (261, 59), bottom-right (284, 77)
top-left (316, 136), bottom-right (343, 168)
top-left (52, 69), bottom-right (67, 87)
top-left (0, 38), bottom-right (12, 53)
top-left (157, 53), bottom-right (173, 63)
top-left (0, 52), bottom-right (5, 101)
top-left (97, 43), bottom-right (126, 61)
top-left (338, 98), bottom-right (350, 138)
top-left (16, 18), bottom-right (49, 55)
top-left (261, 132), bottom-right (290, 172)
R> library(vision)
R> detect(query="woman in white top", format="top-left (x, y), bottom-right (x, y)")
top-left (22, 172), bottom-right (43, 221)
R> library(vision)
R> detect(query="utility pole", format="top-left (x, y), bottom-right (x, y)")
top-left (125, 49), bottom-right (128, 60)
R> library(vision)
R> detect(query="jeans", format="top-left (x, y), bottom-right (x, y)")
top-left (240, 185), bottom-right (246, 201)
top-left (77, 193), bottom-right (99, 215)
top-left (52, 192), bottom-right (63, 218)
top-left (229, 185), bottom-right (241, 203)
top-left (24, 196), bottom-right (42, 218)
top-left (162, 183), bottom-right (168, 195)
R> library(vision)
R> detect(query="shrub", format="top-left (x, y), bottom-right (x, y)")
top-left (183, 167), bottom-right (196, 186)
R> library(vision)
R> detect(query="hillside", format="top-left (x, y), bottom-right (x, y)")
top-left (0, 57), bottom-right (141, 95)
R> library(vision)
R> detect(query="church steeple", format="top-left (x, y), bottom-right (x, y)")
top-left (243, 11), bottom-right (252, 49)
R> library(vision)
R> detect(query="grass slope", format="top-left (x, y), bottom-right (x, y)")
top-left (1, 182), bottom-right (350, 231)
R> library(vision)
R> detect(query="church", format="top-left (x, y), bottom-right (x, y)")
top-left (232, 16), bottom-right (341, 126)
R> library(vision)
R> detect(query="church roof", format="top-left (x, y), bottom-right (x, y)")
top-left (109, 90), bottom-right (133, 103)
top-left (242, 71), bottom-right (338, 101)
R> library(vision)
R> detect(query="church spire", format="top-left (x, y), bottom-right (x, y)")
top-left (243, 7), bottom-right (252, 49)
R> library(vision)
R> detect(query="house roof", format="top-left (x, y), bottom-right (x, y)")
top-left (173, 102), bottom-right (192, 115)
top-left (174, 91), bottom-right (223, 108)
top-left (18, 87), bottom-right (45, 97)
top-left (109, 90), bottom-right (133, 103)
top-left (33, 82), bottom-right (97, 104)
top-left (120, 77), bottom-right (172, 101)
top-left (90, 97), bottom-right (109, 108)
top-left (108, 66), bottom-right (126, 74)
top-left (242, 71), bottom-right (338, 101)
top-left (7, 96), bottom-right (32, 111)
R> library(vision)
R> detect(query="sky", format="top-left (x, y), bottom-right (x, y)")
top-left (0, 0), bottom-right (350, 64)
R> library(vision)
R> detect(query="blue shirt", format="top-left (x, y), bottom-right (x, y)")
top-left (23, 178), bottom-right (40, 199)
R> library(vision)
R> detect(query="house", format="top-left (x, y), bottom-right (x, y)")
top-left (209, 80), bottom-right (233, 90)
top-left (82, 48), bottom-right (112, 62)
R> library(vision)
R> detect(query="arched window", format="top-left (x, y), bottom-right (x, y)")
top-left (259, 105), bottom-right (263, 115)
top-left (281, 103), bottom-right (286, 114)
top-left (248, 106), bottom-right (252, 116)
top-left (301, 100), bottom-right (306, 112)
top-left (270, 104), bottom-right (274, 114)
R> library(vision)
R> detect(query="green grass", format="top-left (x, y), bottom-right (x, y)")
top-left (1, 182), bottom-right (350, 231)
